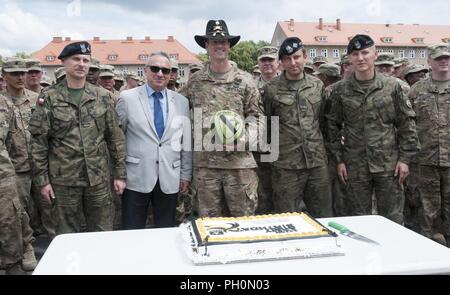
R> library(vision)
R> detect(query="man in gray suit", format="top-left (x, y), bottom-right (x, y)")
top-left (116, 51), bottom-right (192, 228)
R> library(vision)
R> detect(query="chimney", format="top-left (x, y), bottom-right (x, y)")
top-left (52, 37), bottom-right (63, 43)
top-left (319, 18), bottom-right (324, 30)
top-left (336, 19), bottom-right (341, 31)
top-left (93, 36), bottom-right (100, 41)
top-left (145, 36), bottom-right (151, 41)
top-left (126, 36), bottom-right (133, 41)
top-left (65, 37), bottom-right (71, 41)
top-left (288, 18), bottom-right (295, 32)
top-left (167, 36), bottom-right (175, 42)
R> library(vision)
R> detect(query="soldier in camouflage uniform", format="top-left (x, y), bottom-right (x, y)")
top-left (404, 64), bottom-right (429, 87)
top-left (86, 57), bottom-right (100, 85)
top-left (326, 35), bottom-right (420, 224)
top-left (182, 20), bottom-right (263, 217)
top-left (313, 56), bottom-right (328, 72)
top-left (25, 59), bottom-right (44, 94)
top-left (54, 67), bottom-right (66, 84)
top-left (340, 54), bottom-right (354, 79)
top-left (0, 94), bottom-right (29, 275)
top-left (29, 41), bottom-right (127, 235)
top-left (314, 63), bottom-right (341, 87)
top-left (263, 37), bottom-right (332, 217)
top-left (394, 57), bottom-right (410, 80)
top-left (375, 52), bottom-right (411, 95)
top-left (1, 59), bottom-right (38, 271)
top-left (98, 65), bottom-right (120, 103)
top-left (408, 44), bottom-right (450, 246)
top-left (253, 46), bottom-right (279, 214)
top-left (304, 60), bottom-right (315, 76)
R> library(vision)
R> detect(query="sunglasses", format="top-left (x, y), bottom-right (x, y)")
top-left (148, 66), bottom-right (171, 75)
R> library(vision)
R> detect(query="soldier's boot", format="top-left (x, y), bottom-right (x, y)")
top-left (21, 243), bottom-right (37, 271)
top-left (5, 262), bottom-right (27, 275)
top-left (431, 233), bottom-right (447, 246)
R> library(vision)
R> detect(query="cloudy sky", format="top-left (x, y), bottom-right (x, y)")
top-left (0, 0), bottom-right (449, 57)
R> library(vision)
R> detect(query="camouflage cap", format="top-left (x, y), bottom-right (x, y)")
top-left (189, 63), bottom-right (203, 72)
top-left (428, 44), bottom-right (450, 60)
top-left (171, 61), bottom-right (179, 70)
top-left (40, 75), bottom-right (53, 86)
top-left (341, 54), bottom-right (350, 65)
top-left (258, 46), bottom-right (278, 60)
top-left (314, 63), bottom-right (341, 78)
top-left (253, 65), bottom-right (261, 74)
top-left (25, 59), bottom-right (43, 72)
top-left (394, 57), bottom-right (409, 68)
top-left (2, 58), bottom-right (28, 73)
top-left (304, 60), bottom-right (314, 71)
top-left (113, 70), bottom-right (125, 82)
top-left (125, 72), bottom-right (140, 81)
top-left (90, 57), bottom-right (101, 70)
top-left (98, 65), bottom-right (115, 78)
top-left (403, 64), bottom-right (429, 77)
top-left (375, 52), bottom-right (395, 66)
top-left (313, 56), bottom-right (328, 65)
top-left (54, 67), bottom-right (66, 80)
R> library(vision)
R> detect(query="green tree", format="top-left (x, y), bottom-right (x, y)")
top-left (198, 40), bottom-right (270, 73)
top-left (231, 40), bottom-right (270, 73)
top-left (197, 53), bottom-right (209, 63)
top-left (14, 52), bottom-right (31, 59)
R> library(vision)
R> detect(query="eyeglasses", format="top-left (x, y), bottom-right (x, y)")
top-left (148, 66), bottom-right (171, 75)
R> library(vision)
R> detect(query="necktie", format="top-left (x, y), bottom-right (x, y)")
top-left (153, 91), bottom-right (164, 139)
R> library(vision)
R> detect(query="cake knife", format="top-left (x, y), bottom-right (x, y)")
top-left (328, 222), bottom-right (381, 246)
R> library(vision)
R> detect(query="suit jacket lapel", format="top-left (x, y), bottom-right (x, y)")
top-left (137, 85), bottom-right (159, 141)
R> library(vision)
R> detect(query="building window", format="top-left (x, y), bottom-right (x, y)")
top-left (139, 54), bottom-right (148, 61)
top-left (321, 49), bottom-right (328, 58)
top-left (108, 55), bottom-right (118, 61)
top-left (398, 50), bottom-right (405, 58)
top-left (419, 50), bottom-right (426, 59)
top-left (46, 56), bottom-right (55, 62)
top-left (333, 49), bottom-right (339, 58)
top-left (179, 68), bottom-right (185, 78)
top-left (381, 37), bottom-right (393, 43)
top-left (315, 36), bottom-right (328, 42)
top-left (409, 49), bottom-right (416, 59)
top-left (342, 48), bottom-right (347, 54)
top-left (169, 54), bottom-right (178, 61)
top-left (442, 38), bottom-right (450, 44)
top-left (412, 38), bottom-right (424, 44)
top-left (309, 48), bottom-right (317, 58)
top-left (137, 67), bottom-right (144, 77)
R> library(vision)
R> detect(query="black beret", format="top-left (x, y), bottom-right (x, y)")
top-left (278, 37), bottom-right (303, 59)
top-left (58, 41), bottom-right (92, 60)
top-left (347, 35), bottom-right (374, 55)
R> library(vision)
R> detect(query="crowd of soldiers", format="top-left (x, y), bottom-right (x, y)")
top-left (1, 19), bottom-right (449, 275)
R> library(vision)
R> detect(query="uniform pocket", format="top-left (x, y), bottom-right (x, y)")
top-left (275, 94), bottom-right (295, 106)
top-left (90, 107), bottom-right (107, 133)
top-left (374, 96), bottom-right (395, 124)
top-left (52, 108), bottom-right (74, 139)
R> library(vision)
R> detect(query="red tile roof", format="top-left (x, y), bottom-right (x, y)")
top-left (32, 36), bottom-right (200, 66)
top-left (275, 19), bottom-right (450, 47)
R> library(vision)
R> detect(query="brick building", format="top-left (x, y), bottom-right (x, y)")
top-left (32, 36), bottom-right (200, 84)
top-left (272, 18), bottom-right (450, 64)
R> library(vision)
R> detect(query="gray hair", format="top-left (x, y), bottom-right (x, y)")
top-left (146, 51), bottom-right (171, 65)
